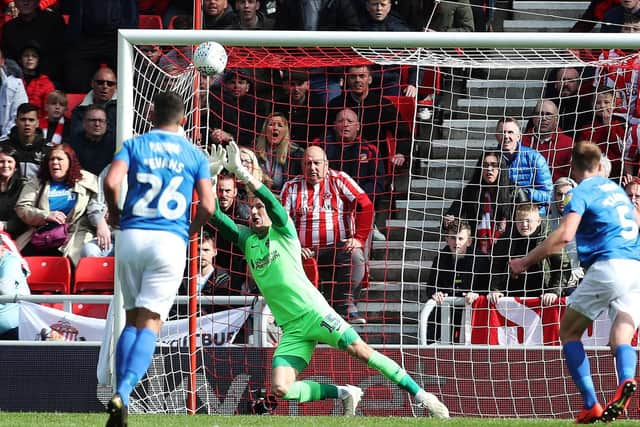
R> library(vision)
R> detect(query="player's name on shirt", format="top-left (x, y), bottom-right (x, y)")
top-left (600, 182), bottom-right (630, 206)
top-left (142, 141), bottom-right (187, 173)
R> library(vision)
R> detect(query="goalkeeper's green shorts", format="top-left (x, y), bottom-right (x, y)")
top-left (272, 308), bottom-right (361, 370)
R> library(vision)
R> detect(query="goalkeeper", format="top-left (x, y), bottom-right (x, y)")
top-left (208, 141), bottom-right (449, 417)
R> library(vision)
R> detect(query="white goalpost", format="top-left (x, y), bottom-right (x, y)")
top-left (113, 28), bottom-right (640, 418)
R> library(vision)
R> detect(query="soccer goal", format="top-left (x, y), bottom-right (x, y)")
top-left (115, 28), bottom-right (640, 418)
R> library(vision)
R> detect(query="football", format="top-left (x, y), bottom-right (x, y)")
top-left (193, 41), bottom-right (228, 76)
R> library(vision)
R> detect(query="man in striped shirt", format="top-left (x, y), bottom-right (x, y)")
top-left (280, 146), bottom-right (373, 324)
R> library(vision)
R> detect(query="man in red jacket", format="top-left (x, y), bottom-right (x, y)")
top-left (521, 99), bottom-right (574, 182)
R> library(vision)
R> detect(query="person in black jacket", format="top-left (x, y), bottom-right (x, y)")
top-left (0, 145), bottom-right (27, 239)
top-left (209, 68), bottom-right (266, 147)
top-left (424, 219), bottom-right (488, 343)
top-left (274, 0), bottom-right (360, 30)
top-left (489, 203), bottom-right (563, 305)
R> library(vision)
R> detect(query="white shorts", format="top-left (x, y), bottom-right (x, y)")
top-left (567, 258), bottom-right (640, 327)
top-left (115, 229), bottom-right (187, 321)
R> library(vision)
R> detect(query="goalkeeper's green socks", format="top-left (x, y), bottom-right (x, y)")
top-left (367, 350), bottom-right (420, 395)
top-left (282, 380), bottom-right (339, 402)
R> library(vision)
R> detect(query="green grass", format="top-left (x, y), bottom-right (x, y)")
top-left (0, 414), bottom-right (639, 427)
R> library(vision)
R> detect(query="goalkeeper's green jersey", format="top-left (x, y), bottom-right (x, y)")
top-left (209, 185), bottom-right (332, 326)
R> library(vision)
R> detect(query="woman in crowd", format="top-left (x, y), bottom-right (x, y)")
top-left (238, 146), bottom-right (269, 198)
top-left (14, 144), bottom-right (110, 265)
top-left (0, 145), bottom-right (27, 239)
top-left (443, 150), bottom-right (516, 254)
top-left (255, 112), bottom-right (303, 193)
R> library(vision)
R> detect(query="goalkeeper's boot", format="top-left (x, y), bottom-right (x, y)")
top-left (416, 390), bottom-right (450, 418)
top-left (341, 384), bottom-right (363, 416)
top-left (575, 403), bottom-right (603, 424)
top-left (601, 378), bottom-right (637, 422)
top-left (106, 393), bottom-right (128, 427)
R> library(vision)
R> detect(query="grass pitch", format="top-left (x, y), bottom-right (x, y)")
top-left (1, 414), bottom-right (639, 427)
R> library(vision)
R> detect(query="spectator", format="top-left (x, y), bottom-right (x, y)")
top-left (547, 177), bottom-right (583, 295)
top-left (328, 64), bottom-right (412, 169)
top-left (424, 219), bottom-right (486, 343)
top-left (70, 105), bottom-right (114, 176)
top-left (601, 0), bottom-right (640, 32)
top-left (209, 68), bottom-right (265, 147)
top-left (255, 112), bottom-right (303, 193)
top-left (489, 203), bottom-right (563, 305)
top-left (138, 44), bottom-right (163, 64)
top-left (545, 67), bottom-right (594, 138)
top-left (14, 143), bottom-right (109, 264)
top-left (39, 90), bottom-right (69, 146)
top-left (496, 117), bottom-right (553, 215)
top-left (69, 67), bottom-right (117, 153)
top-left (6, 103), bottom-right (47, 181)
top-left (325, 107), bottom-right (387, 240)
top-left (579, 89), bottom-right (627, 180)
top-left (62, 0), bottom-right (137, 92)
top-left (0, 48), bottom-right (28, 141)
top-left (18, 41), bottom-right (54, 119)
top-left (624, 176), bottom-right (640, 215)
top-left (444, 150), bottom-right (515, 255)
top-left (158, 15), bottom-right (194, 74)
top-left (274, 0), bottom-right (360, 30)
top-left (238, 146), bottom-right (267, 199)
top-left (1, 0), bottom-right (65, 84)
top-left (210, 174), bottom-right (251, 295)
top-left (570, 0), bottom-right (621, 32)
top-left (426, 0), bottom-right (475, 32)
top-left (0, 231), bottom-right (30, 340)
top-left (358, 0), bottom-right (419, 97)
top-left (272, 69), bottom-right (325, 148)
top-left (521, 99), bottom-right (574, 182)
top-left (229, 0), bottom-right (275, 29)
top-left (0, 145), bottom-right (27, 239)
top-left (202, 0), bottom-right (235, 28)
top-left (281, 146), bottom-right (373, 324)
top-left (274, 1), bottom-right (359, 102)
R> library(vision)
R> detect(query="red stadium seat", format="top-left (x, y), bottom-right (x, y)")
top-left (302, 257), bottom-right (319, 288)
top-left (61, 14), bottom-right (69, 24)
top-left (139, 14), bottom-right (163, 29)
top-left (384, 95), bottom-right (415, 131)
top-left (25, 256), bottom-right (72, 310)
top-left (72, 257), bottom-right (114, 319)
top-left (65, 93), bottom-right (85, 118)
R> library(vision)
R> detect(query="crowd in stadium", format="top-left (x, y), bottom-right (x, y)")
top-left (1, 0), bottom-right (640, 343)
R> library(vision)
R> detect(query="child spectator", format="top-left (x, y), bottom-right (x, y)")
top-left (489, 203), bottom-right (563, 305)
top-left (39, 90), bottom-right (69, 146)
top-left (624, 176), bottom-right (640, 215)
top-left (424, 219), bottom-right (485, 343)
top-left (19, 41), bottom-right (54, 119)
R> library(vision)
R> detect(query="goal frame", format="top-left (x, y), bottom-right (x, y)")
top-left (114, 29), bottom-right (640, 415)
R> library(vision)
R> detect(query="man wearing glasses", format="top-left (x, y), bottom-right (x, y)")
top-left (70, 105), bottom-right (113, 176)
top-left (521, 99), bottom-right (574, 182)
top-left (69, 67), bottom-right (118, 152)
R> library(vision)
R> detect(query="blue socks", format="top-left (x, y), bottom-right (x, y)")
top-left (564, 341), bottom-right (597, 409)
top-left (615, 344), bottom-right (637, 384)
top-left (116, 328), bottom-right (158, 407)
top-left (115, 326), bottom-right (137, 383)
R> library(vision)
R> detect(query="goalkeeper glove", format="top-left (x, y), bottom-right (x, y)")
top-left (223, 140), bottom-right (253, 183)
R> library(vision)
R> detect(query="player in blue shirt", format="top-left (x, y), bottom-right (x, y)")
top-left (510, 141), bottom-right (640, 424)
top-left (103, 91), bottom-right (215, 427)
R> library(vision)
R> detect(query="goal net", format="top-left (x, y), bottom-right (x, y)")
top-left (117, 29), bottom-right (640, 418)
